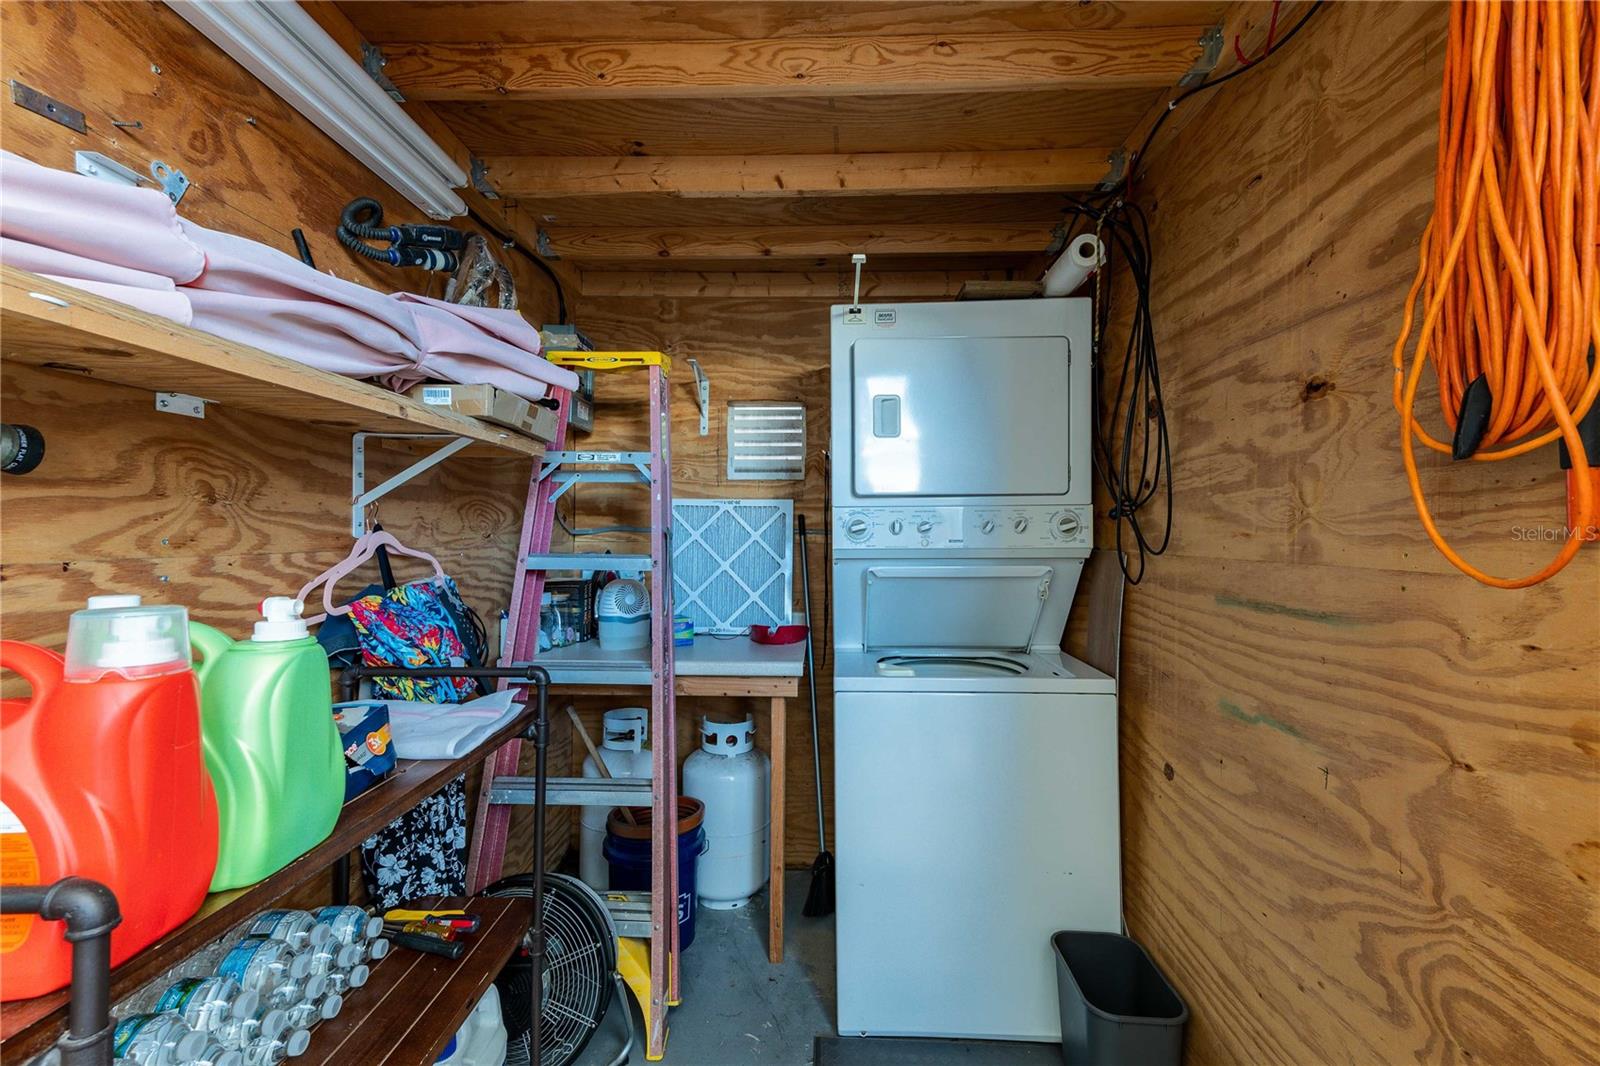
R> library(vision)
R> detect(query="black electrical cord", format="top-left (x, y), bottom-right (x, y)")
top-left (1113, 1), bottom-right (1326, 196)
top-left (1057, 1), bottom-right (1325, 584)
top-left (465, 206), bottom-right (568, 325)
top-left (1062, 198), bottom-right (1172, 585)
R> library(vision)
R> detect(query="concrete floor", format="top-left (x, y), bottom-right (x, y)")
top-left (572, 872), bottom-right (1066, 1066)
top-left (575, 871), bottom-right (836, 1066)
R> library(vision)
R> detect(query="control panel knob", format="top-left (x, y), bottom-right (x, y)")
top-left (917, 520), bottom-right (934, 534)
top-left (979, 519), bottom-right (996, 535)
top-left (1053, 511), bottom-right (1082, 539)
top-left (889, 519), bottom-right (904, 535)
top-left (845, 515), bottom-right (870, 541)
top-left (1012, 517), bottom-right (1030, 535)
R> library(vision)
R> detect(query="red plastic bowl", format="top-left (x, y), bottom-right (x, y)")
top-left (749, 624), bottom-right (808, 645)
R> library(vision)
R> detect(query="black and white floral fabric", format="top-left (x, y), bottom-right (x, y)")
top-left (359, 774), bottom-right (468, 909)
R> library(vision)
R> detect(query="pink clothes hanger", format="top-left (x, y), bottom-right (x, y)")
top-left (298, 530), bottom-right (447, 625)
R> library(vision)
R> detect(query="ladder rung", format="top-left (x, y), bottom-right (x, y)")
top-left (601, 892), bottom-right (654, 939)
top-left (525, 553), bottom-right (653, 572)
top-left (492, 776), bottom-right (653, 807)
top-left (545, 451), bottom-right (653, 466)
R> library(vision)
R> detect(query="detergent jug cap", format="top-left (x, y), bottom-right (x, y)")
top-left (86, 594), bottom-right (141, 610)
top-left (64, 601), bottom-right (190, 681)
top-left (700, 715), bottom-right (755, 756)
top-left (253, 597), bottom-right (309, 642)
top-left (602, 707), bottom-right (648, 751)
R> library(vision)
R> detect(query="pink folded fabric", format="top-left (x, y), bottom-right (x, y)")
top-left (181, 222), bottom-right (426, 378)
top-left (39, 275), bottom-right (193, 325)
top-left (3, 237), bottom-right (184, 291)
top-left (3, 236), bottom-right (194, 324)
top-left (392, 295), bottom-right (580, 399)
top-left (0, 150), bottom-right (205, 282)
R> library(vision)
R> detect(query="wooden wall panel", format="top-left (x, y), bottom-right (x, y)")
top-left (0, 2), bottom-right (559, 880)
top-left (562, 295), bottom-right (835, 867)
top-left (1110, 2), bottom-right (1600, 1064)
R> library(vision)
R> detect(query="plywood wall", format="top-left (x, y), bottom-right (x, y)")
top-left (1110, 2), bottom-right (1600, 1062)
top-left (562, 295), bottom-right (834, 867)
top-left (0, 2), bottom-right (560, 875)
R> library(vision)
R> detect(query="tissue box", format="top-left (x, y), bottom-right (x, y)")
top-left (332, 701), bottom-right (397, 801)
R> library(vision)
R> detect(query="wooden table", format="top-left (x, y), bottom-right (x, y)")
top-left (304, 896), bottom-right (530, 1066)
top-left (537, 638), bottom-right (806, 963)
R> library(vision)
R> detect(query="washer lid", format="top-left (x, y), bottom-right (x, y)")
top-left (833, 648), bottom-right (1116, 694)
top-left (863, 564), bottom-right (1052, 651)
top-left (875, 654), bottom-right (1028, 678)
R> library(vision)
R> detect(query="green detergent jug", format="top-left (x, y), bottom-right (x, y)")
top-left (190, 597), bottom-right (344, 891)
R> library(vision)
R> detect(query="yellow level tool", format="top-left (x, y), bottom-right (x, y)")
top-left (547, 350), bottom-right (672, 374)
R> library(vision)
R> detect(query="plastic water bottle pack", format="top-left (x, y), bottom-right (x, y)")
top-left (111, 907), bottom-right (391, 1065)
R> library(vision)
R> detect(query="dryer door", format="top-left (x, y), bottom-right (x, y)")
top-left (851, 335), bottom-right (1072, 498)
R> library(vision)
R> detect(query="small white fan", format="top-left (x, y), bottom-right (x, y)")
top-left (596, 578), bottom-right (650, 650)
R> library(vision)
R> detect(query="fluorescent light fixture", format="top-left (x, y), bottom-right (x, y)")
top-left (166, 0), bottom-right (467, 219)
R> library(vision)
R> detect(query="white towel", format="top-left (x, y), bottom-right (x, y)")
top-left (381, 690), bottom-right (522, 760)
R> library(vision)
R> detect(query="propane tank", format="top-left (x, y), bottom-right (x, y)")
top-left (578, 708), bottom-right (652, 891)
top-left (682, 716), bottom-right (770, 909)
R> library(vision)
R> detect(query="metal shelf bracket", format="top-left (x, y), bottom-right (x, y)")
top-left (351, 432), bottom-right (473, 535)
top-left (688, 358), bottom-right (710, 436)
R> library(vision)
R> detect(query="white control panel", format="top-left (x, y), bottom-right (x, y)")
top-left (836, 506), bottom-right (1091, 550)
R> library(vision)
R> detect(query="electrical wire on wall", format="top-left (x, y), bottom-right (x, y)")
top-left (1060, 0), bottom-right (1326, 584)
top-left (466, 206), bottom-right (568, 325)
top-left (1392, 0), bottom-right (1598, 588)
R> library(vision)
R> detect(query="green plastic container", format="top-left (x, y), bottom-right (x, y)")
top-left (190, 597), bottom-right (344, 891)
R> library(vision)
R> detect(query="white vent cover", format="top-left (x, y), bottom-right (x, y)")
top-left (727, 402), bottom-right (806, 481)
top-left (672, 499), bottom-right (793, 634)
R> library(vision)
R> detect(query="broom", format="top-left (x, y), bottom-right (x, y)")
top-left (797, 514), bottom-right (835, 917)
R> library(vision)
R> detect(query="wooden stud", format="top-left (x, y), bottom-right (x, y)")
top-left (382, 29), bottom-right (1212, 101)
top-left (346, 2), bottom-right (1232, 46)
top-left (578, 270), bottom-right (1017, 299)
top-left (481, 149), bottom-right (1116, 199)
top-left (542, 224), bottom-right (1054, 261)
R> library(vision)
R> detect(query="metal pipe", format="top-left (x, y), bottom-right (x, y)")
top-left (1, 878), bottom-right (121, 1066)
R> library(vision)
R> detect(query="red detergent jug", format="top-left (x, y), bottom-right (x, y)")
top-left (1, 595), bottom-right (219, 1001)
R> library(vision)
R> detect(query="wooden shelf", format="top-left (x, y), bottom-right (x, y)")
top-left (0, 708), bottom-right (533, 1059)
top-left (0, 266), bottom-right (544, 458)
top-left (303, 896), bottom-right (531, 1066)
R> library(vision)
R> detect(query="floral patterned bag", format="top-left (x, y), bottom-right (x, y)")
top-left (348, 578), bottom-right (483, 907)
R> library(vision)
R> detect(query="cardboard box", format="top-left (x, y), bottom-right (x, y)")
top-left (407, 382), bottom-right (559, 442)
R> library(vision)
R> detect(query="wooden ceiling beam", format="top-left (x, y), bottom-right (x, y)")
top-left (542, 224), bottom-right (1053, 260)
top-left (382, 28), bottom-right (1211, 101)
top-left (580, 269), bottom-right (1016, 299)
top-left (482, 149), bottom-right (1114, 199)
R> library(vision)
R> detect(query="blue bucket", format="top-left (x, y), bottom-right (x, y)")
top-left (604, 797), bottom-right (708, 950)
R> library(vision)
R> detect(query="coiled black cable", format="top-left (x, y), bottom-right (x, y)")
top-left (337, 197), bottom-right (394, 261)
top-left (1062, 198), bottom-right (1172, 585)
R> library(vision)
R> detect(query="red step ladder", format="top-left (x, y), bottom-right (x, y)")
top-left (467, 353), bottom-right (681, 1061)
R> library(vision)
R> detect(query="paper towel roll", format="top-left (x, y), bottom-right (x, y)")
top-left (1041, 234), bottom-right (1106, 296)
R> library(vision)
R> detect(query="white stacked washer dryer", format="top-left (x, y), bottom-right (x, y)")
top-left (830, 298), bottom-right (1121, 1042)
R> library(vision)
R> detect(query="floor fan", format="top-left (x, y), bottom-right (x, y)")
top-left (488, 873), bottom-right (632, 1066)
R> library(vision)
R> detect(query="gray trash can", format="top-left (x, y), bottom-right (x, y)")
top-left (1053, 931), bottom-right (1188, 1066)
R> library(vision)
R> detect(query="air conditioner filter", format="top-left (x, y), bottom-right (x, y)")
top-left (672, 499), bottom-right (793, 635)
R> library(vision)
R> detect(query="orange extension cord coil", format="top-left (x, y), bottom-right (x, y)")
top-left (1393, 0), bottom-right (1599, 588)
